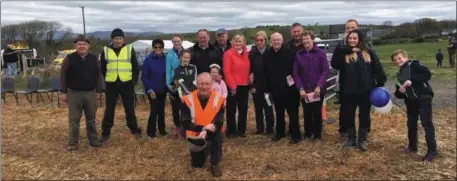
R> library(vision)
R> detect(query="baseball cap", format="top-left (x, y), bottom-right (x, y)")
top-left (215, 28), bottom-right (228, 35)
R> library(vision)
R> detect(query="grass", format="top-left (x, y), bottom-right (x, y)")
top-left (1, 96), bottom-right (456, 180)
top-left (374, 41), bottom-right (456, 80)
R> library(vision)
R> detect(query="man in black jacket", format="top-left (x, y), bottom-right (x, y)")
top-left (100, 28), bottom-right (142, 142)
top-left (214, 28), bottom-right (232, 54)
top-left (264, 32), bottom-right (300, 143)
top-left (188, 29), bottom-right (223, 74)
top-left (60, 35), bottom-right (103, 151)
top-left (3, 44), bottom-right (19, 76)
top-left (447, 37), bottom-right (456, 68)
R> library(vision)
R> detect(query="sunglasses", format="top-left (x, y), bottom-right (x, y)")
top-left (153, 46), bottom-right (163, 49)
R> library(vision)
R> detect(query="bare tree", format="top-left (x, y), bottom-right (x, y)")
top-left (382, 20), bottom-right (394, 27)
top-left (15, 20), bottom-right (48, 48)
top-left (44, 21), bottom-right (73, 53)
top-left (1, 24), bottom-right (18, 47)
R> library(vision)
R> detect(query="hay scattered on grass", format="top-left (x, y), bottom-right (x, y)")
top-left (2, 95), bottom-right (456, 180)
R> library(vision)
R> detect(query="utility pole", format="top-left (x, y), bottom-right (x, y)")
top-left (80, 5), bottom-right (86, 35)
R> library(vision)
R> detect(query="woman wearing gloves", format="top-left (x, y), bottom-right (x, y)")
top-left (223, 34), bottom-right (250, 138)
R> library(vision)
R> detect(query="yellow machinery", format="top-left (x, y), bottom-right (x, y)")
top-left (52, 49), bottom-right (76, 65)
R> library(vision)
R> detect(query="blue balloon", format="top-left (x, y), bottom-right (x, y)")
top-left (370, 87), bottom-right (391, 107)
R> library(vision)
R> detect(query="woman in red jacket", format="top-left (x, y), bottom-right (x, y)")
top-left (223, 34), bottom-right (250, 138)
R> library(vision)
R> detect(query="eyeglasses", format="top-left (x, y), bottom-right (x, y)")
top-left (153, 46), bottom-right (163, 49)
top-left (255, 39), bottom-right (265, 42)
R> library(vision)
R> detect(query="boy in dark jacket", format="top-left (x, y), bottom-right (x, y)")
top-left (436, 49), bottom-right (443, 68)
top-left (391, 49), bottom-right (437, 162)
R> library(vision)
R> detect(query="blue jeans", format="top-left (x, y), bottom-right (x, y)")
top-left (7, 62), bottom-right (17, 76)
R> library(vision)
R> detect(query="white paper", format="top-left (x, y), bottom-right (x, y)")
top-left (305, 93), bottom-right (321, 103)
top-left (286, 75), bottom-right (295, 86)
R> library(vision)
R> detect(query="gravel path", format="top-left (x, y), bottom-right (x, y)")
top-left (384, 79), bottom-right (456, 110)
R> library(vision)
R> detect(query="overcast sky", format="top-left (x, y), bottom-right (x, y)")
top-left (1, 1), bottom-right (456, 34)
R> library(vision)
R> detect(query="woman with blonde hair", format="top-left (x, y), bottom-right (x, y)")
top-left (331, 29), bottom-right (386, 152)
top-left (223, 34), bottom-right (250, 138)
top-left (249, 30), bottom-right (275, 135)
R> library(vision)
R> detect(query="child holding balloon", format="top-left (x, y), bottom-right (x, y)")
top-left (391, 49), bottom-right (437, 162)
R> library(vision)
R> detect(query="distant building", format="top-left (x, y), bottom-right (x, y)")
top-left (441, 28), bottom-right (457, 36)
top-left (328, 24), bottom-right (346, 39)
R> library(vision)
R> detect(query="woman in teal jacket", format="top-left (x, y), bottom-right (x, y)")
top-left (166, 34), bottom-right (184, 139)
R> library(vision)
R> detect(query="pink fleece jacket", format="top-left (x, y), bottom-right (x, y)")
top-left (212, 79), bottom-right (228, 105)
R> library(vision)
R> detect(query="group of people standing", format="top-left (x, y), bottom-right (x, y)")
top-left (59, 18), bottom-right (438, 177)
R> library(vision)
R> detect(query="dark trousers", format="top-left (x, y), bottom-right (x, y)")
top-left (169, 92), bottom-right (182, 127)
top-left (437, 59), bottom-right (443, 68)
top-left (252, 90), bottom-right (274, 133)
top-left (101, 82), bottom-right (141, 136)
top-left (301, 97), bottom-right (324, 139)
top-left (448, 51), bottom-right (455, 67)
top-left (273, 88), bottom-right (300, 138)
top-left (341, 93), bottom-right (371, 140)
top-left (226, 86), bottom-right (249, 135)
top-left (190, 130), bottom-right (223, 167)
top-left (405, 97), bottom-right (437, 153)
top-left (147, 93), bottom-right (167, 137)
top-left (338, 102), bottom-right (345, 134)
top-left (67, 89), bottom-right (99, 145)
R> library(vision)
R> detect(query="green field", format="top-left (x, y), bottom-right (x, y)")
top-left (374, 41), bottom-right (456, 80)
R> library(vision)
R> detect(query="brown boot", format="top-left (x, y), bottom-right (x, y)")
top-left (210, 165), bottom-right (222, 177)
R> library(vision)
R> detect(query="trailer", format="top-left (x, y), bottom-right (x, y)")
top-left (314, 38), bottom-right (343, 102)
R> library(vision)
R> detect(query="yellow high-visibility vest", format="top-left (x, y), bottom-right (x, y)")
top-left (104, 44), bottom-right (133, 82)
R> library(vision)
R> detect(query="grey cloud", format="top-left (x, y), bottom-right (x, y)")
top-left (1, 1), bottom-right (455, 34)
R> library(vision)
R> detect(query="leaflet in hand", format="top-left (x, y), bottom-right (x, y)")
top-left (304, 93), bottom-right (320, 103)
top-left (286, 75), bottom-right (295, 86)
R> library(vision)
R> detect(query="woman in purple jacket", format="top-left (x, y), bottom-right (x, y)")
top-left (292, 30), bottom-right (329, 142)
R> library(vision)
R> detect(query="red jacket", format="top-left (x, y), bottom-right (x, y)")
top-left (223, 47), bottom-right (250, 90)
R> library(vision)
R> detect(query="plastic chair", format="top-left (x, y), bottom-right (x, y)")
top-left (1, 76), bottom-right (18, 105)
top-left (37, 76), bottom-right (60, 104)
top-left (15, 76), bottom-right (40, 104)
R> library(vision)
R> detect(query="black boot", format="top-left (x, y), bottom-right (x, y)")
top-left (424, 126), bottom-right (438, 162)
top-left (357, 128), bottom-right (368, 152)
top-left (343, 127), bottom-right (356, 148)
top-left (405, 126), bottom-right (418, 153)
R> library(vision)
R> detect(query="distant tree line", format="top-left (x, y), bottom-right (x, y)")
top-left (2, 18), bottom-right (455, 61)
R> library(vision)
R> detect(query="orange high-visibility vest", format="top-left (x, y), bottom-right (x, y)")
top-left (181, 90), bottom-right (226, 137)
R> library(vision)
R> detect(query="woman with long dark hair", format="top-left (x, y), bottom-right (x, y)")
top-left (331, 29), bottom-right (386, 152)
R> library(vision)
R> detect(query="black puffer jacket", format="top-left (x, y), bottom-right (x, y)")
top-left (334, 49), bottom-right (387, 96)
top-left (248, 46), bottom-right (268, 91)
top-left (188, 43), bottom-right (223, 74)
top-left (394, 60), bottom-right (433, 100)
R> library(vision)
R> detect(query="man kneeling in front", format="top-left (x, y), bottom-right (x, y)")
top-left (181, 72), bottom-right (225, 177)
